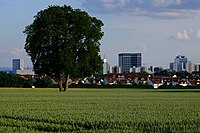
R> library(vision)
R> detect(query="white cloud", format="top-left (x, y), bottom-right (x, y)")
top-left (100, 0), bottom-right (130, 8)
top-left (152, 0), bottom-right (184, 7)
top-left (82, 0), bottom-right (200, 19)
top-left (176, 30), bottom-right (190, 41)
top-left (131, 9), bottom-right (197, 19)
top-left (170, 29), bottom-right (200, 41)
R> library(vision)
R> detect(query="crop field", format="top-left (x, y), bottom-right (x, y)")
top-left (0, 88), bottom-right (200, 132)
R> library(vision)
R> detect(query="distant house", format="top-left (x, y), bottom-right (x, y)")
top-left (16, 69), bottom-right (35, 79)
top-left (147, 77), bottom-right (163, 89)
top-left (106, 73), bottom-right (150, 85)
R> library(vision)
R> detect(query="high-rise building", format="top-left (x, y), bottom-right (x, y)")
top-left (119, 53), bottom-right (142, 73)
top-left (186, 61), bottom-right (194, 73)
top-left (169, 62), bottom-right (174, 71)
top-left (112, 66), bottom-right (121, 74)
top-left (102, 58), bottom-right (112, 75)
top-left (12, 59), bottom-right (24, 74)
top-left (194, 64), bottom-right (200, 72)
top-left (173, 55), bottom-right (188, 72)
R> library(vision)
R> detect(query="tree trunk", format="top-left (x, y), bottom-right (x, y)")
top-left (63, 74), bottom-right (69, 92)
top-left (58, 78), bottom-right (63, 92)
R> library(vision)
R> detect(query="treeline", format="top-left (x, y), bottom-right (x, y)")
top-left (0, 72), bottom-right (30, 87)
top-left (0, 72), bottom-right (153, 89)
top-left (155, 70), bottom-right (200, 79)
top-left (0, 72), bottom-right (57, 88)
top-left (158, 84), bottom-right (200, 89)
top-left (1, 71), bottom-right (200, 89)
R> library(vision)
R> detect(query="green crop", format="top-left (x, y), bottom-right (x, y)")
top-left (0, 89), bottom-right (200, 132)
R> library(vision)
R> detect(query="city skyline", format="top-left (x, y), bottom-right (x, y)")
top-left (0, 0), bottom-right (200, 68)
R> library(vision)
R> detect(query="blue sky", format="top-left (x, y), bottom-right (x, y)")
top-left (0, 0), bottom-right (200, 68)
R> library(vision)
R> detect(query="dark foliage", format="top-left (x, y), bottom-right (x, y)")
top-left (24, 5), bottom-right (104, 91)
top-left (158, 83), bottom-right (200, 89)
top-left (0, 72), bottom-right (26, 87)
top-left (33, 78), bottom-right (58, 88)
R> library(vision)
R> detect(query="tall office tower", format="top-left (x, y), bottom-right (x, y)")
top-left (102, 58), bottom-right (112, 75)
top-left (12, 59), bottom-right (24, 74)
top-left (173, 55), bottom-right (188, 72)
top-left (119, 53), bottom-right (142, 73)
top-left (169, 62), bottom-right (174, 70)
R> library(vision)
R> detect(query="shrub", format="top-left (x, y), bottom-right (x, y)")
top-left (0, 72), bottom-right (26, 87)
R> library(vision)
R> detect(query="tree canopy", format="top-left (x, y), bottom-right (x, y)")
top-left (0, 72), bottom-right (30, 87)
top-left (24, 5), bottom-right (104, 91)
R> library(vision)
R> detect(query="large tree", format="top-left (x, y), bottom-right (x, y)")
top-left (24, 5), bottom-right (104, 91)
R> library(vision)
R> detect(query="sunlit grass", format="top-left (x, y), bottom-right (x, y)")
top-left (0, 88), bottom-right (200, 132)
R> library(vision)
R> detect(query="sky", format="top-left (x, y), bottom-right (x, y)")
top-left (0, 0), bottom-right (200, 69)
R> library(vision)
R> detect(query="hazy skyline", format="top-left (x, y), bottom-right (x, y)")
top-left (1, 0), bottom-right (200, 68)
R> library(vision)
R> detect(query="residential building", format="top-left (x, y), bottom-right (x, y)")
top-left (141, 64), bottom-right (148, 73)
top-left (119, 53), bottom-right (142, 73)
top-left (12, 59), bottom-right (24, 74)
top-left (130, 66), bottom-right (141, 73)
top-left (16, 69), bottom-right (35, 78)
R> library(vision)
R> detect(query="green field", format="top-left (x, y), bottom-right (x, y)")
top-left (0, 88), bottom-right (200, 132)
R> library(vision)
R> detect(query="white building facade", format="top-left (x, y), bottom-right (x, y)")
top-left (102, 58), bottom-right (112, 75)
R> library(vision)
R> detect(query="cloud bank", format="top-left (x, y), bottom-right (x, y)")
top-left (170, 29), bottom-right (200, 41)
top-left (82, 0), bottom-right (200, 19)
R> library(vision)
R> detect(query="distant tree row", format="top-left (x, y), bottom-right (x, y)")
top-left (0, 72), bottom-right (28, 87)
top-left (1, 71), bottom-right (200, 89)
top-left (0, 72), bottom-right (58, 88)
top-left (155, 70), bottom-right (200, 79)
top-left (158, 83), bottom-right (200, 89)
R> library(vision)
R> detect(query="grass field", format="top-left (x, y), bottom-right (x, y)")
top-left (0, 88), bottom-right (200, 132)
